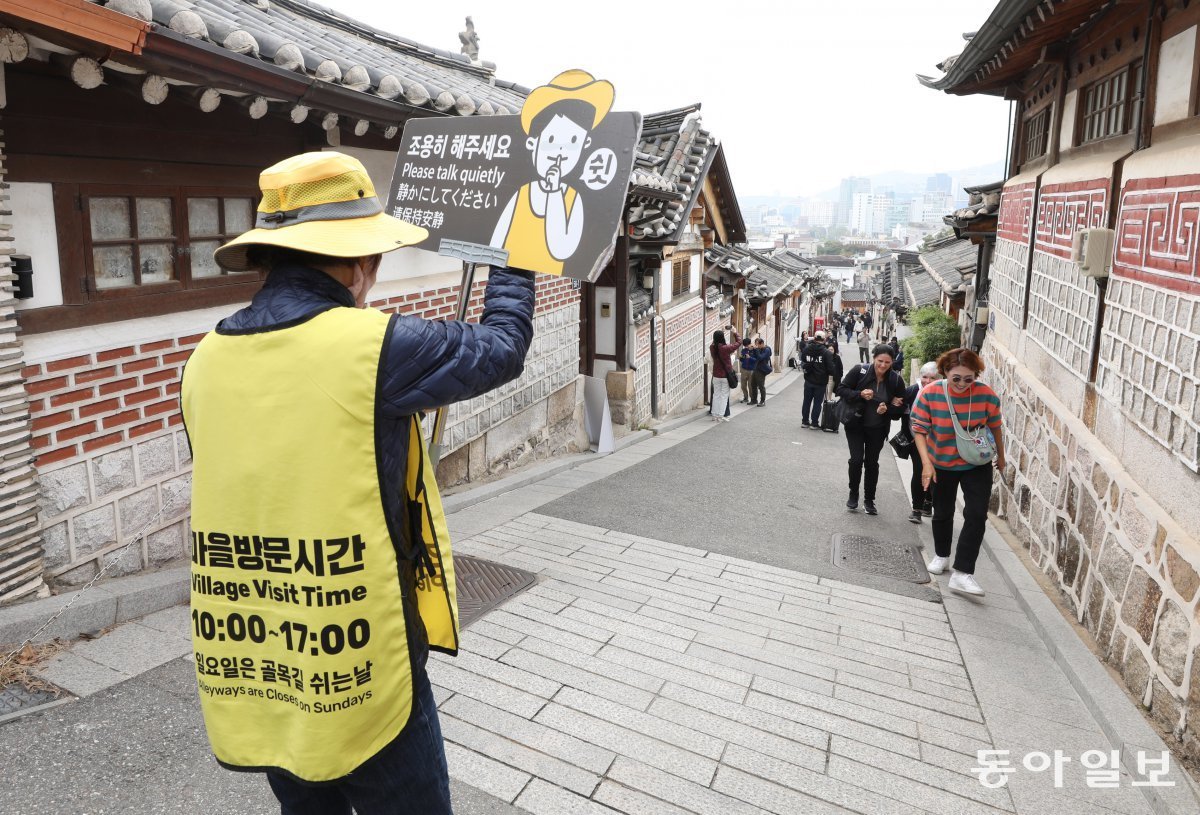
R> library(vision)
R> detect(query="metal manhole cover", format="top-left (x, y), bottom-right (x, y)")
top-left (0, 682), bottom-right (65, 723)
top-left (456, 555), bottom-right (537, 628)
top-left (831, 533), bottom-right (930, 583)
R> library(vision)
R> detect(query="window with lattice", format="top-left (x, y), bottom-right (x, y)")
top-left (1080, 62), bottom-right (1143, 144)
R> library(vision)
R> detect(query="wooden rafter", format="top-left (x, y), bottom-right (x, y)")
top-left (0, 0), bottom-right (148, 54)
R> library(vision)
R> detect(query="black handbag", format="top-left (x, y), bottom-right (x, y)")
top-left (889, 429), bottom-right (914, 459)
top-left (725, 370), bottom-right (738, 388)
top-left (832, 398), bottom-right (862, 424)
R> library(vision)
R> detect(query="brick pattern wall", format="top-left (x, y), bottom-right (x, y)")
top-left (1026, 250), bottom-right (1100, 378)
top-left (662, 301), bottom-right (704, 417)
top-left (24, 272), bottom-right (579, 588)
top-left (633, 322), bottom-right (652, 428)
top-left (984, 337), bottom-right (1200, 760)
top-left (0, 118), bottom-right (43, 604)
top-left (990, 236), bottom-right (1028, 330)
top-left (1098, 276), bottom-right (1200, 472)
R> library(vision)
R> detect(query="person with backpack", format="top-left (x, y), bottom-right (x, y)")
top-left (800, 331), bottom-right (836, 429)
top-left (836, 345), bottom-right (906, 515)
top-left (750, 337), bottom-right (772, 406)
top-left (709, 327), bottom-right (741, 422)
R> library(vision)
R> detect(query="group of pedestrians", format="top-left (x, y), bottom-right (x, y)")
top-left (708, 328), bottom-right (772, 422)
top-left (803, 333), bottom-right (1007, 598)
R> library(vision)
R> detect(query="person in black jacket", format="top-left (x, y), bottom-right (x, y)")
top-left (800, 331), bottom-right (837, 429)
top-left (836, 344), bottom-right (906, 514)
top-left (902, 361), bottom-right (939, 523)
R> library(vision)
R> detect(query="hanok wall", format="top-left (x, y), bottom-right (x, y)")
top-left (984, 3), bottom-right (1200, 759)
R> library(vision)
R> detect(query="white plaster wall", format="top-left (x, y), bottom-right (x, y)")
top-left (690, 252), bottom-right (700, 292)
top-left (594, 284), bottom-right (616, 356)
top-left (1154, 26), bottom-right (1196, 127)
top-left (1059, 90), bottom-right (1078, 151)
top-left (10, 182), bottom-right (64, 310)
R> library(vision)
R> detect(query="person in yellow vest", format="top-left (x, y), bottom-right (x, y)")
top-left (489, 69), bottom-right (614, 275)
top-left (181, 152), bottom-right (534, 814)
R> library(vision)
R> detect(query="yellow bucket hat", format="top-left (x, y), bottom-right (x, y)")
top-left (520, 69), bottom-right (614, 135)
top-left (214, 151), bottom-right (428, 272)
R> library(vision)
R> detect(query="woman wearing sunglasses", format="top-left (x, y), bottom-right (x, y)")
top-left (836, 344), bottom-right (907, 515)
top-left (910, 348), bottom-right (1006, 596)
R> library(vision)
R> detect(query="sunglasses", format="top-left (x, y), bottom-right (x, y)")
top-left (950, 375), bottom-right (976, 384)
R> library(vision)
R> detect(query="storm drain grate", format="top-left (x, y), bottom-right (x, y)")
top-left (0, 681), bottom-right (66, 724)
top-left (455, 555), bottom-right (537, 628)
top-left (831, 533), bottom-right (930, 584)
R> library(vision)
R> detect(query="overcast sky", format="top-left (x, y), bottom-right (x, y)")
top-left (330, 0), bottom-right (1011, 198)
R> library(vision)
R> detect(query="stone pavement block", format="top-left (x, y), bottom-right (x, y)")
top-left (453, 537), bottom-right (521, 562)
top-left (834, 684), bottom-right (990, 740)
top-left (840, 624), bottom-right (962, 663)
top-left (534, 701), bottom-right (718, 786)
top-left (983, 706), bottom-right (1112, 757)
top-left (458, 629), bottom-right (515, 660)
top-left (695, 629), bottom-right (897, 688)
top-left (909, 662), bottom-right (975, 692)
top-left (4, 587), bottom-right (118, 644)
top-left (715, 556), bottom-right (825, 587)
top-left (647, 696), bottom-right (827, 773)
top-left (35, 649), bottom-right (129, 697)
top-left (445, 741), bottom-right (531, 804)
top-left (517, 633), bottom-right (664, 693)
top-left (441, 713), bottom-right (601, 797)
top-left (644, 597), bottom-right (770, 639)
top-left (431, 683), bottom-right (453, 706)
top-left (486, 609), bottom-right (606, 655)
top-left (514, 779), bottom-right (624, 815)
top-left (592, 780), bottom-right (693, 815)
top-left (543, 572), bottom-right (650, 609)
top-left (827, 754), bottom-right (1015, 815)
top-left (506, 590), bottom-right (571, 615)
top-left (919, 722), bottom-right (996, 759)
top-left (946, 610), bottom-right (1048, 650)
top-left (605, 757), bottom-right (763, 815)
top-left (501, 603), bottom-right (615, 645)
top-left (710, 766), bottom-right (851, 815)
top-left (721, 742), bottom-right (928, 815)
top-left (599, 642), bottom-right (748, 702)
top-left (463, 617), bottom-right (527, 646)
top-left (440, 694), bottom-right (615, 775)
top-left (780, 597), bottom-right (908, 635)
top-left (753, 676), bottom-right (925, 737)
top-left (825, 584), bottom-right (949, 621)
top-left (558, 605), bottom-right (692, 653)
top-left (679, 571), bottom-right (784, 602)
top-left (660, 681), bottom-right (830, 751)
top-left (1003, 767), bottom-right (1153, 815)
top-left (450, 650), bottom-right (562, 700)
top-left (606, 568), bottom-right (718, 608)
top-left (69, 621), bottom-right (190, 676)
top-left (747, 689), bottom-right (921, 756)
top-left (489, 526), bottom-right (586, 557)
top-left (973, 682), bottom-right (1095, 730)
top-left (111, 567), bottom-right (190, 623)
top-left (500, 648), bottom-right (657, 710)
top-left (835, 632), bottom-right (971, 675)
top-left (942, 589), bottom-right (1025, 617)
top-left (570, 597), bottom-right (696, 642)
top-left (686, 641), bottom-right (835, 696)
top-left (712, 592), bottom-right (783, 614)
top-left (428, 660), bottom-right (547, 719)
top-left (553, 686), bottom-right (725, 759)
top-left (839, 668), bottom-right (980, 719)
top-left (723, 603), bottom-right (854, 649)
top-left (135, 604), bottom-right (189, 634)
top-left (570, 549), bottom-right (678, 581)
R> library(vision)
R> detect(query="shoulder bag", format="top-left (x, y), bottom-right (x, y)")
top-left (943, 381), bottom-right (996, 465)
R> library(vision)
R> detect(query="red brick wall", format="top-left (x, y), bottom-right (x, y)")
top-left (25, 273), bottom-right (578, 470)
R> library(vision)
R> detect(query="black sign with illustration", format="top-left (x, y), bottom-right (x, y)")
top-left (386, 70), bottom-right (641, 281)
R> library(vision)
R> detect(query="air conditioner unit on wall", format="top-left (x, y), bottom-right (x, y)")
top-left (1071, 228), bottom-right (1115, 279)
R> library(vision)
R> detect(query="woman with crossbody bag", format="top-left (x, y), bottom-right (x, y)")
top-left (709, 328), bottom-right (740, 422)
top-left (910, 348), bottom-right (1007, 596)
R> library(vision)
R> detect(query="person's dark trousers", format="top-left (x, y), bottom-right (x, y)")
top-left (858, 348), bottom-right (869, 363)
top-left (844, 423), bottom-right (889, 499)
top-left (931, 465), bottom-right (994, 575)
top-left (266, 649), bottom-right (451, 814)
top-left (910, 454), bottom-right (932, 510)
top-left (751, 370), bottom-right (767, 404)
top-left (802, 382), bottom-right (824, 425)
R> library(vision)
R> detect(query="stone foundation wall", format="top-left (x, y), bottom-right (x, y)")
top-left (984, 338), bottom-right (1200, 759)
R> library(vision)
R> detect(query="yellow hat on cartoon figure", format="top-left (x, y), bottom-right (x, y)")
top-left (520, 69), bottom-right (615, 135)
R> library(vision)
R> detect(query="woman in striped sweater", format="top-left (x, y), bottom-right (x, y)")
top-left (910, 348), bottom-right (1007, 596)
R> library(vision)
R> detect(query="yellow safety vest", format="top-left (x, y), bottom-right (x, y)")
top-left (181, 306), bottom-right (458, 782)
top-left (502, 183), bottom-right (578, 275)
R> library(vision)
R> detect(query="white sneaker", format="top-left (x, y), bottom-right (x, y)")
top-left (720, 416), bottom-right (731, 422)
top-left (926, 556), bottom-right (949, 575)
top-left (948, 571), bottom-right (985, 596)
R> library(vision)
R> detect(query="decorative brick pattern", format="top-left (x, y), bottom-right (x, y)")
top-left (1097, 276), bottom-right (1200, 471)
top-left (1034, 181), bottom-right (1109, 260)
top-left (1026, 250), bottom-right (1100, 378)
top-left (632, 301), bottom-right (706, 425)
top-left (633, 323), bottom-right (652, 428)
top-left (1114, 174), bottom-right (1200, 296)
top-left (990, 237), bottom-right (1028, 329)
top-left (997, 181), bottom-right (1035, 244)
top-left (984, 337), bottom-right (1200, 761)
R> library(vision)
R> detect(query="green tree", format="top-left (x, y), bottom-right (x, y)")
top-left (900, 306), bottom-right (962, 369)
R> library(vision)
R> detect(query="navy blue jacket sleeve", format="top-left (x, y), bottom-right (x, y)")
top-left (378, 268), bottom-right (535, 417)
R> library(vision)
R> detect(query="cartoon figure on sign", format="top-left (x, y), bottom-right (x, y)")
top-left (490, 69), bottom-right (615, 276)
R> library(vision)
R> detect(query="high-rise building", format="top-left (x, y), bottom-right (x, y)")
top-left (926, 173), bottom-right (952, 194)
top-left (850, 192), bottom-right (874, 235)
top-left (837, 177), bottom-right (871, 228)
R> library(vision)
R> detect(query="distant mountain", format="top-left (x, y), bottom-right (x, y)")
top-left (739, 160), bottom-right (1005, 210)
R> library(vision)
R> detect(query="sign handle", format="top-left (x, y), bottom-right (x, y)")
top-left (428, 240), bottom-right (510, 468)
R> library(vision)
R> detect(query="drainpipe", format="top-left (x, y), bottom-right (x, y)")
top-left (648, 263), bottom-right (660, 419)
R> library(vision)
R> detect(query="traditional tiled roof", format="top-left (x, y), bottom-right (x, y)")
top-left (626, 105), bottom-right (718, 242)
top-left (842, 289), bottom-right (868, 302)
top-left (630, 281), bottom-right (654, 322)
top-left (810, 255), bottom-right (856, 267)
top-left (134, 0), bottom-right (529, 117)
top-left (904, 268), bottom-right (941, 309)
top-left (944, 181), bottom-right (1003, 236)
top-left (705, 284), bottom-right (734, 317)
top-left (920, 236), bottom-right (976, 295)
top-left (704, 244), bottom-right (809, 303)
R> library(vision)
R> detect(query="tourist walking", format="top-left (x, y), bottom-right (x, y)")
top-left (750, 337), bottom-right (772, 406)
top-left (910, 348), bottom-right (1007, 596)
top-left (709, 327), bottom-right (740, 422)
top-left (902, 362), bottom-right (939, 522)
top-left (857, 328), bottom-right (871, 362)
top-left (836, 345), bottom-right (906, 515)
top-left (800, 331), bottom-right (836, 428)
